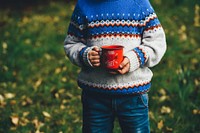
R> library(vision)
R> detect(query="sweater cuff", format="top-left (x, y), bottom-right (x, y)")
top-left (79, 46), bottom-right (96, 67)
top-left (133, 47), bottom-right (148, 67)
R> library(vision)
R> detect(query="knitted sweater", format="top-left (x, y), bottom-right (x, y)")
top-left (64, 0), bottom-right (167, 95)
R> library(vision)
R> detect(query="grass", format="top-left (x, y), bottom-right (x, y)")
top-left (0, 0), bottom-right (200, 132)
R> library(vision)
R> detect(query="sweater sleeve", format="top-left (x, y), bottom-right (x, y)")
top-left (64, 4), bottom-right (93, 67)
top-left (125, 0), bottom-right (167, 71)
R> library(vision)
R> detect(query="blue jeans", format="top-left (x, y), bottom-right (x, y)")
top-left (82, 91), bottom-right (150, 133)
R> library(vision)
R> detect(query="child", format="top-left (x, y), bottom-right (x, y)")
top-left (64, 0), bottom-right (167, 132)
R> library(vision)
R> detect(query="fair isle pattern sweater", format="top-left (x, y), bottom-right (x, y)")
top-left (64, 0), bottom-right (167, 95)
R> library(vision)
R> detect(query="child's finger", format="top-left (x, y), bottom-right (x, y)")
top-left (91, 59), bottom-right (100, 67)
top-left (89, 55), bottom-right (100, 60)
top-left (91, 59), bottom-right (100, 64)
top-left (93, 63), bottom-right (100, 67)
top-left (92, 46), bottom-right (100, 52)
top-left (119, 57), bottom-right (130, 69)
top-left (118, 63), bottom-right (130, 74)
top-left (90, 51), bottom-right (99, 56)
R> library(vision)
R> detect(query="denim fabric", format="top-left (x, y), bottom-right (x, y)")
top-left (82, 91), bottom-right (150, 133)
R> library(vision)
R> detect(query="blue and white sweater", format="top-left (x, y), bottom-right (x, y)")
top-left (64, 0), bottom-right (167, 95)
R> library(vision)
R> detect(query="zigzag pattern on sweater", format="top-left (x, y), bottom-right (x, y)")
top-left (78, 79), bottom-right (151, 95)
top-left (88, 13), bottom-right (157, 28)
top-left (68, 12), bottom-right (161, 39)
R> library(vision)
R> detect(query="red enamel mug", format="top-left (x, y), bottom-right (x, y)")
top-left (101, 45), bottom-right (124, 70)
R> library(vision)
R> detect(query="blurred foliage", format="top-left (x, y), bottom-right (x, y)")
top-left (0, 0), bottom-right (200, 133)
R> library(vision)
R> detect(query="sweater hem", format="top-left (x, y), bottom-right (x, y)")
top-left (78, 80), bottom-right (151, 95)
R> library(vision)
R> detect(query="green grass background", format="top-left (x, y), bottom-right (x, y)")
top-left (0, 0), bottom-right (200, 132)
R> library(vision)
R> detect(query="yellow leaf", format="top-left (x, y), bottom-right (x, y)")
top-left (3, 65), bottom-right (8, 71)
top-left (23, 112), bottom-right (30, 117)
top-left (61, 77), bottom-right (67, 82)
top-left (158, 88), bottom-right (166, 95)
top-left (32, 118), bottom-right (45, 131)
top-left (157, 120), bottom-right (164, 130)
top-left (193, 109), bottom-right (200, 115)
top-left (55, 67), bottom-right (62, 74)
top-left (194, 4), bottom-right (200, 27)
top-left (166, 126), bottom-right (173, 132)
top-left (20, 117), bottom-right (30, 126)
top-left (58, 88), bottom-right (65, 94)
top-left (0, 94), bottom-right (4, 103)
top-left (53, 16), bottom-right (60, 23)
top-left (2, 42), bottom-right (7, 49)
top-left (44, 53), bottom-right (51, 60)
top-left (60, 104), bottom-right (65, 110)
top-left (191, 58), bottom-right (198, 64)
top-left (35, 79), bottom-right (42, 88)
top-left (21, 97), bottom-right (33, 106)
top-left (194, 79), bottom-right (199, 86)
top-left (159, 95), bottom-right (169, 102)
top-left (24, 38), bottom-right (31, 45)
top-left (0, 94), bottom-right (6, 107)
top-left (10, 100), bottom-right (17, 105)
top-left (148, 111), bottom-right (155, 120)
top-left (22, 16), bottom-right (30, 24)
top-left (42, 111), bottom-right (51, 118)
top-left (196, 48), bottom-right (200, 54)
top-left (161, 106), bottom-right (171, 114)
top-left (4, 93), bottom-right (15, 99)
top-left (62, 66), bottom-right (67, 71)
top-left (10, 115), bottom-right (19, 126)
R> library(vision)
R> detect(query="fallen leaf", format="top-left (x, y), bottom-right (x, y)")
top-left (61, 77), bottom-right (67, 82)
top-left (166, 126), bottom-right (173, 132)
top-left (60, 104), bottom-right (65, 110)
top-left (21, 97), bottom-right (33, 106)
top-left (3, 65), bottom-right (9, 72)
top-left (161, 106), bottom-right (171, 114)
top-left (191, 58), bottom-right (198, 64)
top-left (32, 118), bottom-right (45, 129)
top-left (159, 95), bottom-right (169, 102)
top-left (42, 111), bottom-right (51, 118)
top-left (20, 117), bottom-right (30, 126)
top-left (62, 66), bottom-right (67, 71)
top-left (23, 112), bottom-right (30, 117)
top-left (55, 67), bottom-right (62, 74)
top-left (2, 42), bottom-right (8, 49)
top-left (193, 109), bottom-right (200, 115)
top-left (35, 79), bottom-right (43, 89)
top-left (157, 120), bottom-right (164, 130)
top-left (24, 38), bottom-right (31, 45)
top-left (10, 100), bottom-right (17, 105)
top-left (58, 88), bottom-right (65, 94)
top-left (0, 94), bottom-right (4, 103)
top-left (44, 53), bottom-right (51, 60)
top-left (194, 79), bottom-right (199, 86)
top-left (159, 88), bottom-right (166, 95)
top-left (10, 115), bottom-right (19, 126)
top-left (149, 111), bottom-right (155, 120)
top-left (53, 16), bottom-right (60, 23)
top-left (4, 93), bottom-right (16, 99)
top-left (0, 94), bottom-right (6, 107)
top-left (66, 92), bottom-right (73, 98)
top-left (196, 48), bottom-right (200, 54)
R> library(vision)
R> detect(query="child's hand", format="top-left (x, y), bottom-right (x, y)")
top-left (109, 57), bottom-right (130, 74)
top-left (88, 46), bottom-right (101, 67)
top-left (118, 57), bottom-right (130, 74)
